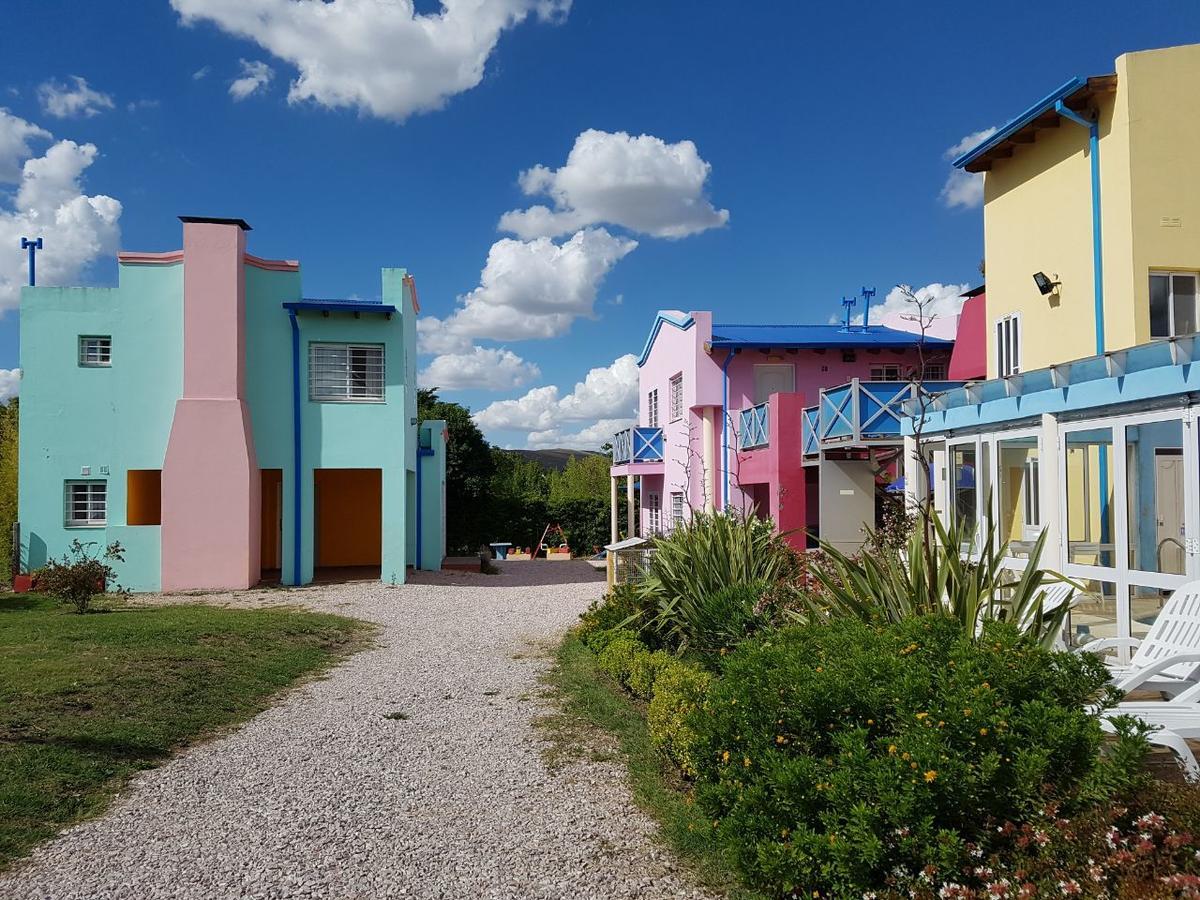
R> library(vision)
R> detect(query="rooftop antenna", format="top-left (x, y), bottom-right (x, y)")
top-left (840, 296), bottom-right (856, 331)
top-left (21, 237), bottom-right (42, 286)
top-left (860, 286), bottom-right (876, 330)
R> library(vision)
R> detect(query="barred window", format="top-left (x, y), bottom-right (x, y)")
top-left (309, 343), bottom-right (385, 402)
top-left (79, 336), bottom-right (112, 367)
top-left (65, 480), bottom-right (107, 527)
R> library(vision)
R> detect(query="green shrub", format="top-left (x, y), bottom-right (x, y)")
top-left (596, 631), bottom-right (644, 685)
top-left (36, 539), bottom-right (126, 613)
top-left (579, 582), bottom-right (658, 650)
top-left (690, 615), bottom-right (1122, 898)
top-left (627, 648), bottom-right (673, 699)
top-left (640, 509), bottom-right (797, 652)
top-left (647, 657), bottom-right (713, 779)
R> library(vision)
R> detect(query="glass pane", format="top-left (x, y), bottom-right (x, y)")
top-left (1150, 274), bottom-right (1171, 338)
top-left (1065, 428), bottom-right (1115, 566)
top-left (1011, 318), bottom-right (1019, 373)
top-left (1125, 419), bottom-right (1185, 575)
top-left (1131, 583), bottom-right (1174, 641)
top-left (1068, 580), bottom-right (1118, 648)
top-left (951, 443), bottom-right (977, 549)
top-left (998, 436), bottom-right (1040, 556)
top-left (1173, 275), bottom-right (1197, 336)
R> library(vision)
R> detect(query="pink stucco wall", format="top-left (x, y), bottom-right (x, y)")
top-left (948, 293), bottom-right (987, 380)
top-left (160, 220), bottom-right (262, 591)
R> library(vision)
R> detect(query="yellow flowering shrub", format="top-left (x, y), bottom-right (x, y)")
top-left (647, 657), bottom-right (712, 778)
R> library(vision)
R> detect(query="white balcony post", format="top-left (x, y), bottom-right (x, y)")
top-left (626, 473), bottom-right (636, 538)
top-left (702, 407), bottom-right (716, 512)
top-left (610, 476), bottom-right (619, 544)
top-left (903, 434), bottom-right (926, 514)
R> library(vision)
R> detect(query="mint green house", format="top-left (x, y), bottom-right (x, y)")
top-left (17, 216), bottom-right (447, 592)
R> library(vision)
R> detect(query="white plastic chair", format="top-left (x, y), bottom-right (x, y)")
top-left (1101, 678), bottom-right (1200, 780)
top-left (1076, 580), bottom-right (1200, 697)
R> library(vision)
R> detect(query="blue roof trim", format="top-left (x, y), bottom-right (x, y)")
top-left (710, 324), bottom-right (952, 350)
top-left (952, 76), bottom-right (1085, 169)
top-left (283, 300), bottom-right (397, 316)
top-left (637, 311), bottom-right (695, 366)
top-left (906, 339), bottom-right (1197, 436)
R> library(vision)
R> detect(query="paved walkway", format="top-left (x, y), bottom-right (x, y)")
top-left (3, 562), bottom-right (712, 900)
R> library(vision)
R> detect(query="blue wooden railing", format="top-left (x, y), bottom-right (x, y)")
top-left (802, 380), bottom-right (962, 454)
top-left (612, 426), bottom-right (664, 464)
top-left (738, 402), bottom-right (770, 450)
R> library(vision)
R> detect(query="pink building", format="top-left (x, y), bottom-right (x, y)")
top-left (609, 309), bottom-right (957, 549)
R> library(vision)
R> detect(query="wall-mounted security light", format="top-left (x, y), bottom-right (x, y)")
top-left (1033, 271), bottom-right (1061, 296)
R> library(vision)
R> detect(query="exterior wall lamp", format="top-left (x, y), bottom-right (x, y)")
top-left (1033, 271), bottom-right (1061, 296)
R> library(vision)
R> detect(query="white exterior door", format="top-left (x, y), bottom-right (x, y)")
top-left (1156, 451), bottom-right (1186, 574)
top-left (754, 364), bottom-right (795, 404)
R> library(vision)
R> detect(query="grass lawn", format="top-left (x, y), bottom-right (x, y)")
top-left (540, 633), bottom-right (763, 900)
top-left (0, 593), bottom-right (369, 869)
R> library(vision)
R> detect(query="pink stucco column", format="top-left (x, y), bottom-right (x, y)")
top-left (160, 218), bottom-right (262, 590)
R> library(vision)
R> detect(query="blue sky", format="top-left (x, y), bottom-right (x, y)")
top-left (1, 1), bottom-right (1198, 448)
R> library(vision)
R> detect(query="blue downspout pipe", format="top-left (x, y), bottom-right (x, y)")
top-left (288, 310), bottom-right (302, 586)
top-left (721, 350), bottom-right (735, 507)
top-left (1056, 99), bottom-right (1110, 552)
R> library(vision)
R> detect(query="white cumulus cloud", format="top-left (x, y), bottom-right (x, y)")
top-left (499, 129), bottom-right (729, 240)
top-left (171, 0), bottom-right (571, 121)
top-left (0, 109), bottom-right (51, 182)
top-left (229, 59), bottom-right (275, 100)
top-left (850, 282), bottom-right (971, 334)
top-left (939, 127), bottom-right (997, 210)
top-left (527, 417), bottom-right (633, 451)
top-left (37, 76), bottom-right (115, 119)
top-left (418, 345), bottom-right (539, 391)
top-left (473, 353), bottom-right (637, 439)
top-left (0, 368), bottom-right (19, 401)
top-left (418, 227), bottom-right (636, 352)
top-left (0, 113), bottom-right (122, 313)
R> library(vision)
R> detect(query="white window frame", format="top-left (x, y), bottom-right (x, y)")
top-left (1023, 456), bottom-right (1041, 531)
top-left (65, 480), bottom-right (107, 527)
top-left (309, 342), bottom-right (385, 403)
top-left (869, 363), bottom-right (902, 382)
top-left (1149, 271), bottom-right (1199, 340)
top-left (923, 362), bottom-right (947, 381)
top-left (668, 373), bottom-right (684, 422)
top-left (670, 491), bottom-right (685, 529)
top-left (646, 492), bottom-right (662, 535)
top-left (79, 336), bottom-right (112, 367)
top-left (647, 389), bottom-right (659, 428)
top-left (995, 313), bottom-right (1021, 377)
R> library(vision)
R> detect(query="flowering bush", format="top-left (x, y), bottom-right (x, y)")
top-left (647, 657), bottom-right (712, 778)
top-left (689, 615), bottom-right (1129, 898)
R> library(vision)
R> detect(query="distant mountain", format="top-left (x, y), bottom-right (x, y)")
top-left (506, 448), bottom-right (603, 472)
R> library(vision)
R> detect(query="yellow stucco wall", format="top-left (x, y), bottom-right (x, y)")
top-left (980, 43), bottom-right (1200, 377)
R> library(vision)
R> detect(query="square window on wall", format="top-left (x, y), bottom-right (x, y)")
top-left (65, 480), bottom-right (107, 527)
top-left (1150, 272), bottom-right (1198, 340)
top-left (309, 343), bottom-right (385, 402)
top-left (79, 336), bottom-right (112, 367)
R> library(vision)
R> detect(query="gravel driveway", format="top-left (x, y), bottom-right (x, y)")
top-left (3, 561), bottom-right (714, 900)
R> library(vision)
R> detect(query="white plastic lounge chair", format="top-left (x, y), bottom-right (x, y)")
top-left (1011, 579), bottom-right (1078, 646)
top-left (1075, 580), bottom-right (1200, 697)
top-left (1101, 678), bottom-right (1200, 780)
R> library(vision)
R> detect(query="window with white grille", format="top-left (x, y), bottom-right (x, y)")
top-left (309, 343), bottom-right (385, 402)
top-left (79, 336), bottom-right (112, 367)
top-left (646, 492), bottom-right (662, 534)
top-left (869, 364), bottom-right (901, 381)
top-left (647, 389), bottom-right (659, 428)
top-left (670, 491), bottom-right (685, 529)
top-left (923, 362), bottom-right (947, 381)
top-left (65, 480), bottom-right (107, 526)
top-left (995, 314), bottom-right (1021, 377)
top-left (668, 373), bottom-right (683, 421)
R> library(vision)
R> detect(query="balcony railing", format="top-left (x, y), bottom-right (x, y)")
top-left (803, 379), bottom-right (962, 454)
top-left (612, 426), bottom-right (664, 464)
top-left (738, 402), bottom-right (770, 450)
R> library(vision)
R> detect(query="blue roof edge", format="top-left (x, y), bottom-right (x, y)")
top-left (283, 300), bottom-right (398, 315)
top-left (637, 311), bottom-right (695, 367)
top-left (952, 76), bottom-right (1085, 169)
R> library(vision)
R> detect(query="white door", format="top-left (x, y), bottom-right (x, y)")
top-left (1156, 451), bottom-right (1186, 574)
top-left (754, 364), bottom-right (795, 404)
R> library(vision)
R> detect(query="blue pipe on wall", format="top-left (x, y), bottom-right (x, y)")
top-left (1056, 100), bottom-right (1110, 547)
top-left (288, 310), bottom-right (302, 586)
top-left (1054, 100), bottom-right (1105, 357)
top-left (721, 349), bottom-right (735, 507)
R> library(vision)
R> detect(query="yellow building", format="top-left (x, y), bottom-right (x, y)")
top-left (957, 43), bottom-right (1200, 377)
